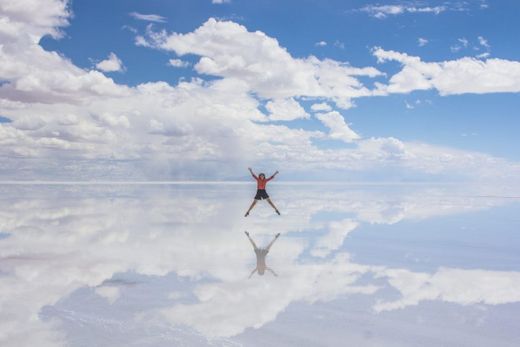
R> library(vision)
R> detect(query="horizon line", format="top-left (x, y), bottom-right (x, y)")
top-left (0, 180), bottom-right (466, 185)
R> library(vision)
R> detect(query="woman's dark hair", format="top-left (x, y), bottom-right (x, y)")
top-left (259, 173), bottom-right (266, 178)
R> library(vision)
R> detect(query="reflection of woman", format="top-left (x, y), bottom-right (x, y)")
top-left (245, 231), bottom-right (280, 277)
top-left (244, 167), bottom-right (280, 217)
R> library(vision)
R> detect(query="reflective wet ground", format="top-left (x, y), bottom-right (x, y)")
top-left (1, 183), bottom-right (519, 346)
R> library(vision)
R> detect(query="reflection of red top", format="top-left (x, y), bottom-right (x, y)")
top-left (253, 175), bottom-right (273, 189)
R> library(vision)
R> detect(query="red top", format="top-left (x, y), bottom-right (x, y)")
top-left (253, 174), bottom-right (273, 189)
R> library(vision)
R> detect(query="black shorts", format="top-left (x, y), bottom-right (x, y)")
top-left (254, 189), bottom-right (269, 200)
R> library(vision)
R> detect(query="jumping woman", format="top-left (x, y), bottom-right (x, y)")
top-left (244, 167), bottom-right (280, 217)
top-left (245, 231), bottom-right (280, 277)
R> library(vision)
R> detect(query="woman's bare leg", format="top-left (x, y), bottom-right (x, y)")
top-left (266, 233), bottom-right (280, 251)
top-left (266, 198), bottom-right (280, 215)
top-left (244, 231), bottom-right (258, 250)
top-left (245, 200), bottom-right (257, 216)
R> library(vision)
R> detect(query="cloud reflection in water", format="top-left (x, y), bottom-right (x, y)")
top-left (0, 184), bottom-right (519, 346)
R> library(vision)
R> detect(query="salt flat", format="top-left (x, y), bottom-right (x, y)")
top-left (1, 183), bottom-right (519, 346)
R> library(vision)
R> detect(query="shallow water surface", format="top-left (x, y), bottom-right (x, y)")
top-left (1, 183), bottom-right (519, 346)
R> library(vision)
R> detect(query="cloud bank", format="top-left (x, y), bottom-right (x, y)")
top-left (0, 1), bottom-right (520, 181)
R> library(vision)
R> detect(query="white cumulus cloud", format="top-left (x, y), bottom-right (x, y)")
top-left (315, 111), bottom-right (360, 143)
top-left (95, 52), bottom-right (124, 72)
top-left (310, 103), bottom-right (332, 112)
top-left (266, 98), bottom-right (310, 121)
top-left (373, 47), bottom-right (520, 95)
top-left (168, 58), bottom-right (190, 68)
top-left (137, 18), bottom-right (383, 109)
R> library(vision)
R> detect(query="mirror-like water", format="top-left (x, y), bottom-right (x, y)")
top-left (1, 183), bottom-right (519, 346)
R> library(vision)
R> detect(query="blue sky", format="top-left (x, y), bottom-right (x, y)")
top-left (1, 0), bottom-right (520, 180)
top-left (41, 0), bottom-right (520, 159)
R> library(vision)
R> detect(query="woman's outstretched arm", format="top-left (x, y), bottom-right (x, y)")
top-left (267, 170), bottom-right (279, 181)
top-left (248, 167), bottom-right (258, 179)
